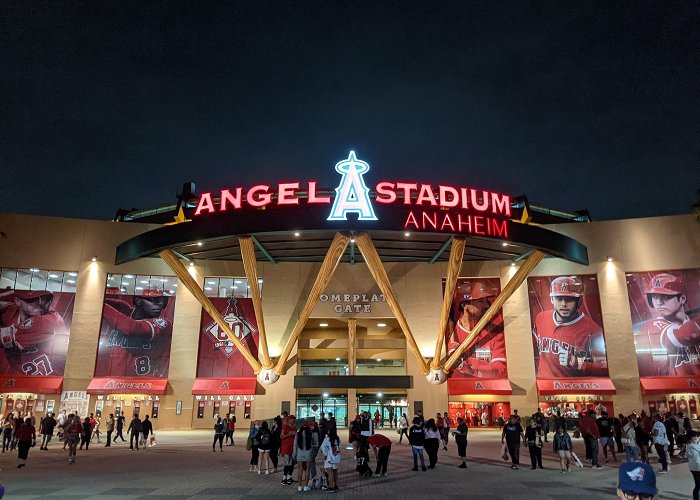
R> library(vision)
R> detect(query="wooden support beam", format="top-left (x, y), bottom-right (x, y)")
top-left (348, 318), bottom-right (357, 376)
top-left (354, 232), bottom-right (431, 375)
top-left (274, 232), bottom-right (351, 375)
top-left (442, 250), bottom-right (544, 372)
top-left (239, 236), bottom-right (272, 368)
top-left (431, 237), bottom-right (465, 369)
top-left (159, 249), bottom-right (262, 373)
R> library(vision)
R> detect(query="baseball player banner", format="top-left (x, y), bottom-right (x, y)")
top-left (196, 297), bottom-right (259, 378)
top-left (94, 288), bottom-right (176, 378)
top-left (445, 278), bottom-right (508, 379)
top-left (528, 275), bottom-right (609, 378)
top-left (626, 269), bottom-right (700, 377)
top-left (0, 289), bottom-right (75, 377)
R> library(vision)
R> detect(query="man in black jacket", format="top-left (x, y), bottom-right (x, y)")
top-left (141, 415), bottom-right (153, 449)
top-left (127, 414), bottom-right (142, 450)
top-left (40, 413), bottom-right (57, 450)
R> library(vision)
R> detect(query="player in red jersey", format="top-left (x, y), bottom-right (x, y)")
top-left (447, 282), bottom-right (507, 378)
top-left (95, 290), bottom-right (173, 378)
top-left (0, 290), bottom-right (67, 376)
top-left (634, 273), bottom-right (700, 376)
top-left (532, 276), bottom-right (607, 377)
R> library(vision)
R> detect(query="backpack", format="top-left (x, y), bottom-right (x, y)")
top-left (260, 431), bottom-right (270, 447)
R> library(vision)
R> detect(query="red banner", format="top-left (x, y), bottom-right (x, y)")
top-left (0, 375), bottom-right (63, 393)
top-left (192, 377), bottom-right (257, 395)
top-left (447, 378), bottom-right (512, 395)
top-left (536, 378), bottom-right (616, 395)
top-left (87, 377), bottom-right (168, 395)
top-left (640, 377), bottom-right (700, 394)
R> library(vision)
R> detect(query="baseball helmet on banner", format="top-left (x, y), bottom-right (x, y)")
top-left (646, 273), bottom-right (685, 306)
top-left (13, 290), bottom-right (54, 301)
top-left (549, 276), bottom-right (584, 297)
top-left (466, 282), bottom-right (495, 301)
top-left (143, 288), bottom-right (169, 297)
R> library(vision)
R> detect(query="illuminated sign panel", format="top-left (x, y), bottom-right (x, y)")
top-left (193, 151), bottom-right (511, 239)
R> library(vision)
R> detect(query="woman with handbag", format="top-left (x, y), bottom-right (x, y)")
top-left (553, 426), bottom-right (574, 473)
top-left (622, 417), bottom-right (639, 462)
top-left (525, 418), bottom-right (544, 470)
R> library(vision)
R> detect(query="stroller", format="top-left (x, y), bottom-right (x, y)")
top-left (356, 443), bottom-right (373, 478)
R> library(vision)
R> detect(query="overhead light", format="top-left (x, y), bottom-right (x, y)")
top-left (607, 256), bottom-right (613, 262)
top-left (140, 280), bottom-right (149, 284)
top-left (404, 232), bottom-right (410, 237)
top-left (501, 242), bottom-right (508, 247)
top-left (159, 278), bottom-right (167, 282)
top-left (234, 280), bottom-right (242, 284)
top-left (135, 286), bottom-right (144, 290)
top-left (350, 237), bottom-right (355, 243)
top-left (258, 279), bottom-right (263, 283)
top-left (48, 274), bottom-right (59, 279)
top-left (29, 268), bottom-right (39, 273)
top-left (377, 392), bottom-right (383, 397)
top-left (169, 290), bottom-right (175, 294)
top-left (377, 323), bottom-right (386, 328)
top-left (207, 281), bottom-right (216, 285)
top-left (189, 261), bottom-right (194, 267)
top-left (294, 232), bottom-right (300, 237)
top-left (335, 357), bottom-right (341, 361)
top-left (322, 392), bottom-right (329, 398)
top-left (91, 256), bottom-right (97, 262)
top-left (66, 280), bottom-right (76, 284)
top-left (124, 275), bottom-right (134, 279)
top-left (68, 272), bottom-right (77, 277)
top-left (320, 323), bottom-right (328, 327)
top-left (204, 287), bottom-right (212, 291)
top-left (232, 286), bottom-right (238, 289)
top-left (510, 261), bottom-right (516, 267)
top-left (376, 358), bottom-right (382, 362)
top-left (197, 241), bottom-right (203, 246)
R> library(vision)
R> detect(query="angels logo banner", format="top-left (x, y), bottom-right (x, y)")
top-left (626, 269), bottom-right (700, 377)
top-left (444, 278), bottom-right (508, 379)
top-left (527, 275), bottom-right (609, 378)
top-left (0, 289), bottom-right (75, 377)
top-left (94, 290), bottom-right (176, 378)
top-left (197, 297), bottom-right (259, 378)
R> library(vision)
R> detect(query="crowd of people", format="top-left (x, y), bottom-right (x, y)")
top-left (0, 410), bottom-right (157, 467)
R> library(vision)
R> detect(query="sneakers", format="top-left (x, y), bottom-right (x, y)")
top-left (511, 465), bottom-right (519, 469)
top-left (421, 466), bottom-right (427, 472)
top-left (593, 465), bottom-right (604, 469)
top-left (373, 473), bottom-right (381, 477)
top-left (303, 486), bottom-right (311, 492)
top-left (658, 469), bottom-right (669, 474)
top-left (442, 446), bottom-right (448, 451)
top-left (412, 467), bottom-right (418, 471)
top-left (265, 470), bottom-right (270, 475)
top-left (458, 463), bottom-right (467, 469)
top-left (382, 473), bottom-right (389, 477)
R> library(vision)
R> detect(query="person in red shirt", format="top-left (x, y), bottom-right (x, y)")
top-left (0, 290), bottom-right (67, 376)
top-left (447, 282), bottom-right (507, 378)
top-left (95, 291), bottom-right (173, 378)
top-left (533, 276), bottom-right (608, 378)
top-left (634, 273), bottom-right (700, 376)
top-left (368, 433), bottom-right (392, 477)
top-left (280, 413), bottom-right (297, 485)
top-left (580, 410), bottom-right (603, 469)
top-left (15, 417), bottom-right (36, 468)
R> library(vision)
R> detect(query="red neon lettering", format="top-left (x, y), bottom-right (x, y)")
top-left (416, 184), bottom-right (438, 206)
top-left (277, 182), bottom-right (300, 205)
top-left (404, 211), bottom-right (419, 229)
top-left (491, 192), bottom-right (511, 216)
top-left (307, 181), bottom-right (331, 204)
top-left (195, 193), bottom-right (215, 215)
top-left (438, 185), bottom-right (459, 207)
top-left (375, 182), bottom-right (397, 204)
top-left (474, 216), bottom-right (485, 234)
top-left (396, 182), bottom-right (418, 205)
top-left (440, 213), bottom-right (455, 231)
top-left (492, 219), bottom-right (508, 238)
top-left (422, 211), bottom-right (438, 229)
top-left (247, 185), bottom-right (272, 207)
top-left (470, 190), bottom-right (489, 212)
top-left (220, 188), bottom-right (242, 211)
top-left (460, 188), bottom-right (470, 210)
top-left (458, 213), bottom-right (472, 233)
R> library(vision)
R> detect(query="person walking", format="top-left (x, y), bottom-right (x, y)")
top-left (502, 416), bottom-right (524, 470)
top-left (581, 410), bottom-right (603, 469)
top-left (248, 420), bottom-right (261, 472)
top-left (280, 413), bottom-right (296, 485)
top-left (652, 413), bottom-right (670, 474)
top-left (408, 416), bottom-right (427, 472)
top-left (104, 413), bottom-right (115, 447)
top-left (39, 412), bottom-right (57, 450)
top-left (79, 417), bottom-right (91, 450)
top-left (424, 418), bottom-right (441, 469)
top-left (369, 433), bottom-right (392, 477)
top-left (2, 413), bottom-right (13, 452)
top-left (442, 412), bottom-right (451, 450)
top-left (226, 414), bottom-right (236, 446)
top-left (553, 426), bottom-right (574, 473)
top-left (91, 414), bottom-right (101, 444)
top-left (635, 417), bottom-right (651, 464)
top-left (293, 421), bottom-right (315, 492)
top-left (115, 414), bottom-right (126, 442)
top-left (398, 413), bottom-right (409, 444)
top-left (525, 418), bottom-right (544, 470)
top-left (256, 420), bottom-right (273, 474)
top-left (454, 417), bottom-right (468, 468)
top-left (141, 415), bottom-right (153, 449)
top-left (360, 411), bottom-right (374, 451)
top-left (213, 417), bottom-right (225, 452)
top-left (270, 415), bottom-right (282, 473)
top-left (15, 417), bottom-right (36, 468)
top-left (320, 426), bottom-right (341, 492)
top-left (622, 418), bottom-right (639, 462)
top-left (127, 414), bottom-right (142, 450)
top-left (688, 431), bottom-right (700, 500)
top-left (597, 411), bottom-right (618, 463)
top-left (65, 414), bottom-right (82, 464)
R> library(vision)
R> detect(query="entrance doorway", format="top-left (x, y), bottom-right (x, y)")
top-left (357, 393), bottom-right (408, 428)
top-left (296, 394), bottom-right (348, 427)
top-left (448, 401), bottom-right (510, 427)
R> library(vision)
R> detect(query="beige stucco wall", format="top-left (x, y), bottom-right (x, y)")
top-left (0, 212), bottom-right (698, 427)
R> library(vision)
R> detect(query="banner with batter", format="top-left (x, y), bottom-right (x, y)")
top-left (626, 269), bottom-right (700, 377)
top-left (0, 290), bottom-right (74, 376)
top-left (527, 275), bottom-right (609, 378)
top-left (444, 278), bottom-right (508, 379)
top-left (94, 289), bottom-right (176, 378)
top-left (197, 297), bottom-right (259, 378)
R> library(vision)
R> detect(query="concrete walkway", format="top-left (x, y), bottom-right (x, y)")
top-left (0, 428), bottom-right (693, 499)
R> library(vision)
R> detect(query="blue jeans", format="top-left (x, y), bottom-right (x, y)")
top-left (412, 446), bottom-right (425, 469)
top-left (624, 445), bottom-right (638, 462)
top-left (590, 438), bottom-right (600, 466)
top-left (309, 446), bottom-right (318, 479)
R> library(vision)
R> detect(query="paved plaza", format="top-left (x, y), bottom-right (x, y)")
top-left (0, 429), bottom-right (693, 499)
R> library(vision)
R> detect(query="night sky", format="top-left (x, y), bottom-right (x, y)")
top-left (1, 1), bottom-right (698, 221)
